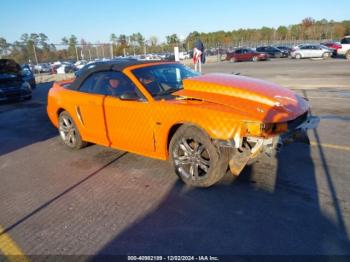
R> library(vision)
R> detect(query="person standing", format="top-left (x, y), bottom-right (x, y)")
top-left (193, 38), bottom-right (205, 72)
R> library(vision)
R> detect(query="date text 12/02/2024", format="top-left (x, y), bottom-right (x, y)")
top-left (127, 255), bottom-right (220, 261)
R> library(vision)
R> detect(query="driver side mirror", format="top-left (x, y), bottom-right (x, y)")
top-left (119, 91), bottom-right (143, 101)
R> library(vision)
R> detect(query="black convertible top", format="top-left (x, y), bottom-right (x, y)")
top-left (68, 59), bottom-right (164, 90)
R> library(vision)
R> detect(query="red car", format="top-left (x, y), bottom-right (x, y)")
top-left (321, 42), bottom-right (342, 55)
top-left (226, 48), bottom-right (269, 62)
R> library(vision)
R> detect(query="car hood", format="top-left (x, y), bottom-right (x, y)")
top-left (174, 73), bottom-right (309, 122)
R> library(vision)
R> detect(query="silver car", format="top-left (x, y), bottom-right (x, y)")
top-left (291, 44), bottom-right (332, 59)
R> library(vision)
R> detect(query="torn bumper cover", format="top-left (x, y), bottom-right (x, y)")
top-left (259, 115), bottom-right (320, 156)
top-left (216, 115), bottom-right (320, 176)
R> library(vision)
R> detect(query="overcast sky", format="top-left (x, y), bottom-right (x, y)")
top-left (1, 0), bottom-right (349, 44)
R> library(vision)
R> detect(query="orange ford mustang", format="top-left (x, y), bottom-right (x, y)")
top-left (47, 61), bottom-right (319, 187)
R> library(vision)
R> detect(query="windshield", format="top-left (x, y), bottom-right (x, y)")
top-left (0, 59), bottom-right (21, 76)
top-left (132, 63), bottom-right (200, 98)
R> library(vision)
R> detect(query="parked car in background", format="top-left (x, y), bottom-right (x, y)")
top-left (320, 42), bottom-right (341, 56)
top-left (34, 63), bottom-right (51, 73)
top-left (0, 59), bottom-right (32, 102)
top-left (291, 44), bottom-right (332, 59)
top-left (21, 64), bottom-right (36, 89)
top-left (276, 46), bottom-right (293, 56)
top-left (179, 51), bottom-right (190, 60)
top-left (226, 48), bottom-right (269, 62)
top-left (256, 46), bottom-right (287, 58)
top-left (74, 60), bottom-right (87, 70)
top-left (337, 36), bottom-right (350, 59)
top-left (56, 63), bottom-right (77, 74)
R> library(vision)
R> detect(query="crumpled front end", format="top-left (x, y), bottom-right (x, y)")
top-left (176, 73), bottom-right (320, 176)
top-left (221, 113), bottom-right (320, 176)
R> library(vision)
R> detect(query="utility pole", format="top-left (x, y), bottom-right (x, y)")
top-left (110, 43), bottom-right (113, 59)
top-left (75, 46), bottom-right (79, 61)
top-left (33, 44), bottom-right (39, 66)
top-left (95, 46), bottom-right (99, 59)
top-left (101, 45), bottom-right (105, 58)
top-left (33, 44), bottom-right (39, 76)
top-left (88, 48), bottom-right (92, 61)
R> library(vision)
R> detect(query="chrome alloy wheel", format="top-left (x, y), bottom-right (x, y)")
top-left (59, 114), bottom-right (77, 147)
top-left (173, 138), bottom-right (211, 181)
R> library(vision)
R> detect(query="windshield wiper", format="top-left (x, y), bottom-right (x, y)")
top-left (156, 87), bottom-right (182, 97)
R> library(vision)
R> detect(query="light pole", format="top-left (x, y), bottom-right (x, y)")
top-left (75, 45), bottom-right (79, 61)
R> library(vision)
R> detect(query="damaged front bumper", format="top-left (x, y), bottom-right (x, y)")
top-left (265, 115), bottom-right (320, 156)
top-left (216, 115), bottom-right (320, 176)
top-left (247, 115), bottom-right (320, 157)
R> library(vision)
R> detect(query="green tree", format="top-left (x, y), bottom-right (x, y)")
top-left (68, 35), bottom-right (78, 59)
top-left (276, 26), bottom-right (288, 40)
top-left (61, 37), bottom-right (69, 45)
top-left (166, 34), bottom-right (179, 45)
top-left (0, 37), bottom-right (9, 58)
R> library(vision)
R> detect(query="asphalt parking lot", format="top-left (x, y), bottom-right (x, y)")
top-left (1, 58), bottom-right (350, 257)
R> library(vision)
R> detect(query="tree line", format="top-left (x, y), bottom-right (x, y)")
top-left (0, 18), bottom-right (349, 64)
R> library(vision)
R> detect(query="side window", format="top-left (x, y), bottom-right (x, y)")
top-left (79, 71), bottom-right (143, 99)
top-left (341, 38), bottom-right (350, 44)
top-left (235, 49), bottom-right (242, 54)
top-left (79, 73), bottom-right (99, 93)
top-left (95, 71), bottom-right (144, 99)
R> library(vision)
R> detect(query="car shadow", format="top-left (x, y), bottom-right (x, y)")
top-left (94, 90), bottom-right (350, 256)
top-left (0, 81), bottom-right (57, 156)
top-left (94, 141), bottom-right (350, 255)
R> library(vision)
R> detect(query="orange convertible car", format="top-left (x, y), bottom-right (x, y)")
top-left (47, 61), bottom-right (319, 187)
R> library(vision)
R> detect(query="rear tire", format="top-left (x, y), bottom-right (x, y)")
top-left (252, 56), bottom-right (258, 62)
top-left (322, 52), bottom-right (330, 59)
top-left (346, 51), bottom-right (350, 60)
top-left (169, 125), bottom-right (229, 187)
top-left (58, 111), bottom-right (87, 149)
top-left (230, 57), bottom-right (237, 63)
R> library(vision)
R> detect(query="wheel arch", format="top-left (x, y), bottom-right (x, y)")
top-left (57, 108), bottom-right (65, 117)
top-left (165, 122), bottom-right (213, 159)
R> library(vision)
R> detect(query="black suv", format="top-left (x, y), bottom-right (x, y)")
top-left (256, 46), bottom-right (288, 58)
top-left (0, 59), bottom-right (32, 102)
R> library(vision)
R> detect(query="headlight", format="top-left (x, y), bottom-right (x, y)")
top-left (244, 122), bottom-right (288, 136)
top-left (21, 81), bottom-right (32, 91)
top-left (244, 122), bottom-right (263, 136)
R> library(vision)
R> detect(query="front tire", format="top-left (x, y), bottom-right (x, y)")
top-left (230, 57), bottom-right (237, 63)
top-left (295, 53), bottom-right (302, 59)
top-left (252, 56), bottom-right (258, 62)
top-left (169, 125), bottom-right (229, 187)
top-left (58, 111), bottom-right (87, 149)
